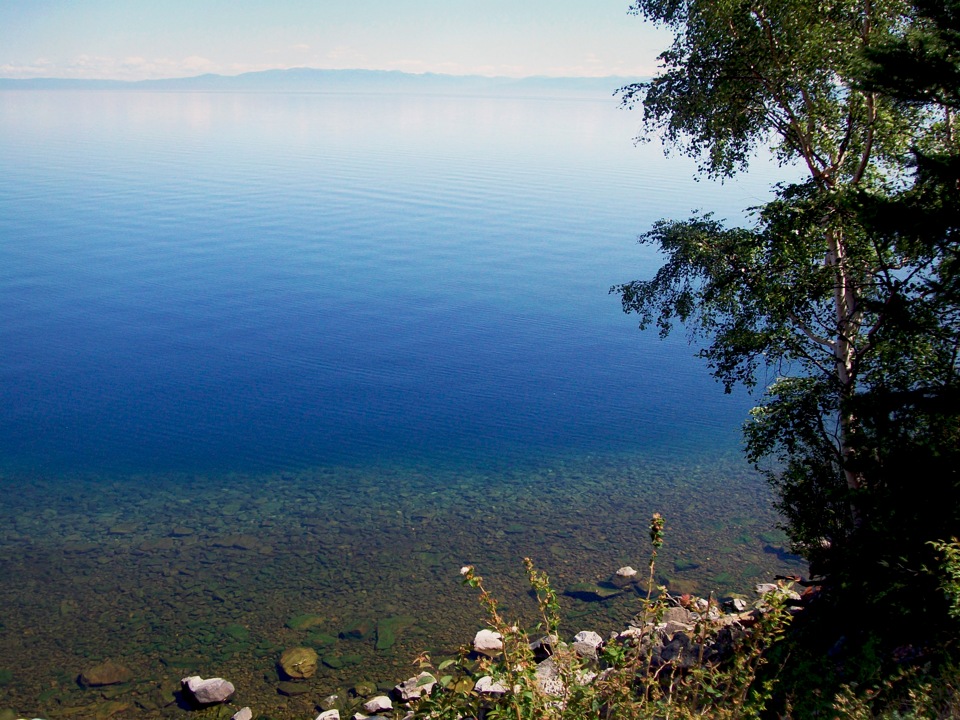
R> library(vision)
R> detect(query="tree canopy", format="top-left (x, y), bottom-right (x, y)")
top-left (615, 0), bottom-right (960, 709)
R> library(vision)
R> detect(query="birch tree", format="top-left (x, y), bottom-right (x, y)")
top-left (614, 0), bottom-right (959, 569)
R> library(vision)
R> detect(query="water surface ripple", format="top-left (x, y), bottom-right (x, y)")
top-left (0, 89), bottom-right (803, 719)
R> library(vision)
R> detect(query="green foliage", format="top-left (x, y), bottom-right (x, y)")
top-left (857, 0), bottom-right (960, 108)
top-left (621, 0), bottom-right (921, 180)
top-left (931, 537), bottom-right (960, 620)
top-left (411, 515), bottom-right (794, 720)
top-left (615, 0), bottom-right (960, 579)
top-left (406, 522), bottom-right (960, 718)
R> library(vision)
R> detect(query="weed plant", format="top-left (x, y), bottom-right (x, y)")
top-left (405, 525), bottom-right (960, 719)
top-left (409, 514), bottom-right (791, 719)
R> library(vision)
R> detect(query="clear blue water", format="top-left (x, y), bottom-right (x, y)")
top-left (0, 89), bottom-right (806, 717)
top-left (0, 89), bottom-right (785, 476)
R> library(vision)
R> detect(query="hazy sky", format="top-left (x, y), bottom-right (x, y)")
top-left (0, 0), bottom-right (671, 81)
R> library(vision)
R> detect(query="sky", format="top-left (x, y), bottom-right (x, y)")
top-left (0, 0), bottom-right (671, 81)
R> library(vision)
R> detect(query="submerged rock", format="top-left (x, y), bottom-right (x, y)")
top-left (286, 613), bottom-right (325, 631)
top-left (232, 708), bottom-right (253, 720)
top-left (181, 675), bottom-right (236, 705)
top-left (278, 646), bottom-right (318, 679)
top-left (375, 615), bottom-right (415, 651)
top-left (564, 582), bottom-right (621, 601)
top-left (93, 699), bottom-right (132, 718)
top-left (211, 534), bottom-right (269, 552)
top-left (352, 680), bottom-right (377, 697)
top-left (79, 660), bottom-right (133, 687)
top-left (674, 558), bottom-right (701, 572)
top-left (107, 523), bottom-right (138, 535)
top-left (277, 681), bottom-right (312, 696)
top-left (223, 624), bottom-right (250, 641)
top-left (307, 631), bottom-right (338, 648)
top-left (340, 618), bottom-right (375, 641)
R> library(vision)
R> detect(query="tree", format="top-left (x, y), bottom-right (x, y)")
top-left (614, 0), bottom-right (960, 624)
top-left (614, 1), bottom-right (960, 710)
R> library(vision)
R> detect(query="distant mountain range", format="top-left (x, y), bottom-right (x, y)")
top-left (0, 67), bottom-right (638, 98)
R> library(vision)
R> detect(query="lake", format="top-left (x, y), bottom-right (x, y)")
top-left (0, 88), bottom-right (802, 718)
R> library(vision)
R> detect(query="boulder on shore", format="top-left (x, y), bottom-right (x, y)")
top-left (363, 695), bottom-right (393, 714)
top-left (473, 629), bottom-right (503, 656)
top-left (394, 671), bottom-right (437, 701)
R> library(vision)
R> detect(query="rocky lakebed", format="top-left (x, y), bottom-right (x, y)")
top-left (0, 454), bottom-right (805, 719)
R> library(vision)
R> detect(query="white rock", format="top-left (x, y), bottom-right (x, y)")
top-left (755, 583), bottom-right (801, 602)
top-left (611, 565), bottom-right (639, 587)
top-left (316, 711), bottom-right (340, 720)
top-left (474, 676), bottom-right (509, 694)
top-left (473, 628), bottom-right (503, 656)
top-left (362, 696), bottom-right (393, 714)
top-left (534, 657), bottom-right (565, 697)
top-left (232, 708), bottom-right (253, 720)
top-left (576, 670), bottom-right (598, 685)
top-left (181, 675), bottom-right (236, 704)
top-left (394, 671), bottom-right (437, 701)
top-left (572, 630), bottom-right (603, 659)
top-left (618, 626), bottom-right (645, 641)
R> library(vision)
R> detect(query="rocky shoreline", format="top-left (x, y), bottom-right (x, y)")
top-left (2, 568), bottom-right (807, 720)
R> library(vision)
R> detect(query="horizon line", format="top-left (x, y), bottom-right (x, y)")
top-left (0, 66), bottom-right (645, 84)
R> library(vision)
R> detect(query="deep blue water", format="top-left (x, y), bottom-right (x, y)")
top-left (0, 89), bottom-right (787, 476)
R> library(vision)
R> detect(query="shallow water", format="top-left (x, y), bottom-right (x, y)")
top-left (0, 89), bottom-right (803, 718)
